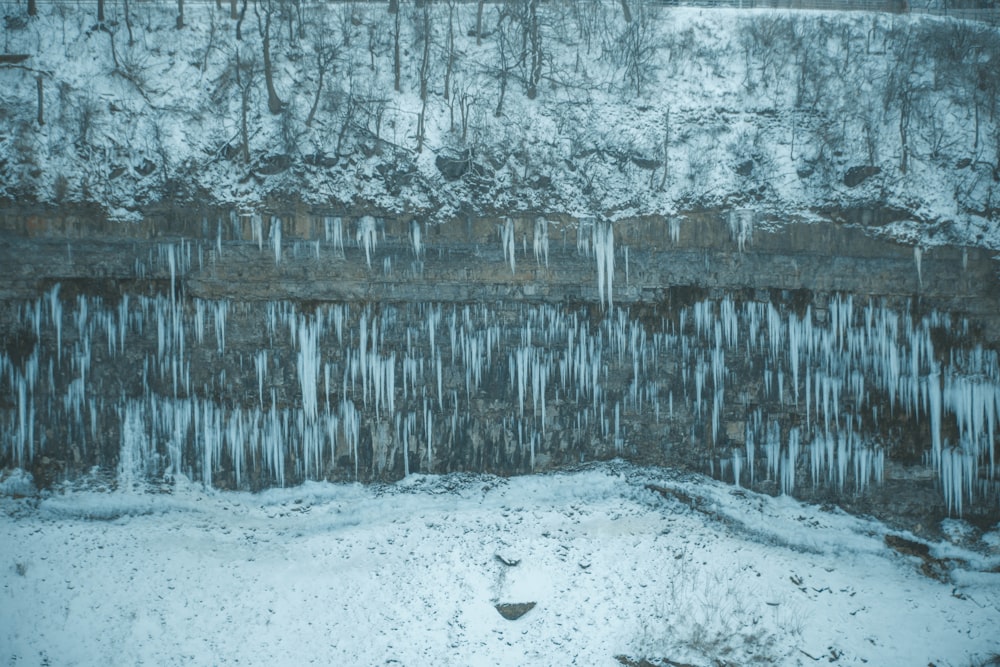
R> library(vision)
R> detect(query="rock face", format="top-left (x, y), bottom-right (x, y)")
top-left (495, 603), bottom-right (536, 620)
top-left (0, 204), bottom-right (998, 525)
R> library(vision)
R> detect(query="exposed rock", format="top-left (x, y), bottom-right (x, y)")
top-left (435, 151), bottom-right (470, 181)
top-left (304, 152), bottom-right (338, 169)
top-left (495, 554), bottom-right (520, 567)
top-left (735, 159), bottom-right (754, 177)
top-left (885, 534), bottom-right (952, 581)
top-left (631, 155), bottom-right (659, 170)
top-left (528, 174), bottom-right (551, 190)
top-left (495, 602), bottom-right (535, 620)
top-left (134, 158), bottom-right (157, 177)
top-left (256, 154), bottom-right (292, 176)
top-left (885, 534), bottom-right (931, 558)
top-left (844, 165), bottom-right (881, 187)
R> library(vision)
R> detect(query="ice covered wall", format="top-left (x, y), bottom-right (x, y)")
top-left (1, 207), bottom-right (998, 519)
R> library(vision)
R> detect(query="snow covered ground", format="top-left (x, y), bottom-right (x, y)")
top-left (2, 462), bottom-right (999, 666)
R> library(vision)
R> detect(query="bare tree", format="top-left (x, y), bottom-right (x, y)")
top-left (123, 0), bottom-right (135, 46)
top-left (526, 0), bottom-right (542, 100)
top-left (416, 2), bottom-right (431, 151)
top-left (177, 0), bottom-right (184, 29)
top-left (493, 8), bottom-right (512, 117)
top-left (458, 83), bottom-right (475, 143)
top-left (658, 108), bottom-right (670, 190)
top-left (615, 2), bottom-right (656, 97)
top-left (444, 0), bottom-right (456, 101)
top-left (884, 26), bottom-right (920, 174)
top-left (475, 0), bottom-right (485, 45)
top-left (36, 76), bottom-right (44, 126)
top-left (306, 30), bottom-right (339, 128)
top-left (236, 0), bottom-right (248, 40)
top-left (28, 0), bottom-right (37, 18)
top-left (392, 0), bottom-right (402, 92)
top-left (235, 47), bottom-right (256, 163)
top-left (619, 0), bottom-right (632, 23)
top-left (255, 0), bottom-right (284, 114)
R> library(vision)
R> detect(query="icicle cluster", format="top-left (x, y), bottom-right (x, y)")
top-left (1, 267), bottom-right (997, 512)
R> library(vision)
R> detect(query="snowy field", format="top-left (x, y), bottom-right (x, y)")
top-left (2, 463), bottom-right (999, 666)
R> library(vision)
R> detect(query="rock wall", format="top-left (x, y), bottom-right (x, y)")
top-left (1, 205), bottom-right (998, 527)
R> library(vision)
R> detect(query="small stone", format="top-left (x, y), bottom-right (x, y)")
top-left (495, 602), bottom-right (535, 620)
top-left (495, 554), bottom-right (520, 567)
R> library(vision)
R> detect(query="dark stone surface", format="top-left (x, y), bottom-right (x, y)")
top-left (844, 165), bottom-right (881, 187)
top-left (495, 602), bottom-right (535, 620)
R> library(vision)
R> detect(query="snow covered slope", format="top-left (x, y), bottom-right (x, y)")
top-left (2, 463), bottom-right (999, 666)
top-left (1, 2), bottom-right (998, 246)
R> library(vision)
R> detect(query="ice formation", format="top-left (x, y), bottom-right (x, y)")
top-left (0, 219), bottom-right (997, 516)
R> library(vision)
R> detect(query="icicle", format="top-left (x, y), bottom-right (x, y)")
top-left (410, 220), bottom-right (423, 258)
top-left (501, 218), bottom-right (516, 275)
top-left (270, 217), bottom-right (282, 264)
top-left (594, 220), bottom-right (614, 308)
top-left (728, 209), bottom-right (753, 252)
top-left (213, 301), bottom-right (228, 356)
top-left (668, 217), bottom-right (680, 244)
top-left (533, 216), bottom-right (549, 267)
top-left (732, 448), bottom-right (743, 487)
top-left (49, 284), bottom-right (62, 364)
top-left (782, 427), bottom-right (800, 495)
top-left (358, 216), bottom-right (378, 268)
top-left (297, 315), bottom-right (320, 422)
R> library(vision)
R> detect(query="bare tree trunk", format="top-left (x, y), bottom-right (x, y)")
top-left (392, 5), bottom-right (401, 92)
top-left (620, 0), bottom-right (632, 23)
top-left (124, 0), bottom-right (135, 45)
top-left (28, 0), bottom-right (37, 17)
top-left (236, 0), bottom-right (247, 39)
top-left (899, 94), bottom-right (910, 174)
top-left (306, 42), bottom-right (337, 128)
top-left (98, 0), bottom-right (105, 23)
top-left (527, 0), bottom-right (541, 99)
top-left (231, 0), bottom-right (238, 20)
top-left (36, 76), bottom-right (44, 126)
top-left (177, 0), bottom-right (185, 29)
top-left (257, 0), bottom-right (284, 114)
top-left (336, 95), bottom-right (355, 156)
top-left (419, 4), bottom-right (430, 102)
top-left (495, 17), bottom-right (508, 117)
top-left (444, 0), bottom-right (455, 101)
top-left (476, 0), bottom-right (484, 45)
top-left (236, 49), bottom-right (252, 164)
top-left (659, 108), bottom-right (670, 190)
top-left (417, 4), bottom-right (430, 152)
top-left (459, 90), bottom-right (472, 142)
top-left (972, 88), bottom-right (980, 152)
top-left (306, 61), bottom-right (325, 128)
